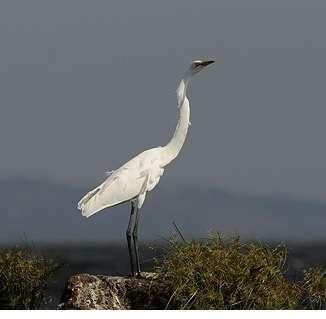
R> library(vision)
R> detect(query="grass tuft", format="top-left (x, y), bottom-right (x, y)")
top-left (155, 233), bottom-right (325, 309)
top-left (0, 246), bottom-right (59, 309)
top-left (302, 266), bottom-right (326, 309)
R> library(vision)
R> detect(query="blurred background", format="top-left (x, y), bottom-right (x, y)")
top-left (0, 0), bottom-right (325, 308)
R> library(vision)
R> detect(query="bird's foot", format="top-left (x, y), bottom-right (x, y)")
top-left (128, 271), bottom-right (144, 279)
top-left (135, 272), bottom-right (144, 279)
top-left (128, 272), bottom-right (135, 278)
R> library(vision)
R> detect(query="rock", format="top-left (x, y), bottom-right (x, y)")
top-left (58, 273), bottom-right (167, 310)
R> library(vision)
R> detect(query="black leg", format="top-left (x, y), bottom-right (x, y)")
top-left (132, 204), bottom-right (141, 277)
top-left (126, 201), bottom-right (136, 277)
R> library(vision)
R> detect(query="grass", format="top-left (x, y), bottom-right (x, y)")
top-left (302, 266), bottom-right (326, 309)
top-left (0, 235), bottom-right (324, 310)
top-left (154, 233), bottom-right (326, 310)
top-left (0, 246), bottom-right (59, 309)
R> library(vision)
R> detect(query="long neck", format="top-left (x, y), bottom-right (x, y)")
top-left (161, 76), bottom-right (191, 166)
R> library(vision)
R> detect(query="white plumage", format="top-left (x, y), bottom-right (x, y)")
top-left (78, 147), bottom-right (165, 217)
top-left (77, 59), bottom-right (215, 276)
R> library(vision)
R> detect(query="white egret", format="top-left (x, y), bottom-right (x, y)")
top-left (77, 60), bottom-right (215, 277)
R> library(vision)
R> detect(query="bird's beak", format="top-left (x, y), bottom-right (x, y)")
top-left (200, 60), bottom-right (215, 67)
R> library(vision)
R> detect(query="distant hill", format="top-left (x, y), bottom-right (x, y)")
top-left (0, 177), bottom-right (325, 243)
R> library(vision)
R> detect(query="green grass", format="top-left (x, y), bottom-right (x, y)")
top-left (155, 233), bottom-right (326, 310)
top-left (0, 246), bottom-right (59, 309)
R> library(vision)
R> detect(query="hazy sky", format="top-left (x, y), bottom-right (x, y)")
top-left (1, 0), bottom-right (326, 199)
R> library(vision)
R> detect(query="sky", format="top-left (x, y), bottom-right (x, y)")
top-left (1, 0), bottom-right (326, 200)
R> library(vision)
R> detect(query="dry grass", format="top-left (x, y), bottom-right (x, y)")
top-left (155, 233), bottom-right (325, 310)
top-left (302, 266), bottom-right (326, 309)
top-left (0, 246), bottom-right (59, 309)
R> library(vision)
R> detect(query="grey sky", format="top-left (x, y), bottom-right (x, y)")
top-left (1, 0), bottom-right (326, 200)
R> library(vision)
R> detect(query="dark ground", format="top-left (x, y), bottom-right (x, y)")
top-left (34, 242), bottom-right (326, 309)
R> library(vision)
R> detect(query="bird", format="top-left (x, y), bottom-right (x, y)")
top-left (77, 59), bottom-right (215, 277)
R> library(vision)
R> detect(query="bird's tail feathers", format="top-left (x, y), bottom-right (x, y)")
top-left (77, 187), bottom-right (101, 217)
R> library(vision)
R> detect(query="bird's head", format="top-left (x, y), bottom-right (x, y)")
top-left (188, 59), bottom-right (215, 76)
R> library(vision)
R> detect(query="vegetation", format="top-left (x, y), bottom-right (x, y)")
top-left (155, 233), bottom-right (326, 310)
top-left (0, 246), bottom-right (59, 309)
top-left (0, 235), bottom-right (324, 310)
top-left (302, 266), bottom-right (326, 309)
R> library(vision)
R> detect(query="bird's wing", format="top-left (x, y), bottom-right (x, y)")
top-left (136, 170), bottom-right (150, 209)
top-left (136, 164), bottom-right (165, 208)
top-left (147, 166), bottom-right (165, 192)
top-left (78, 167), bottom-right (138, 218)
top-left (77, 172), bottom-right (120, 213)
top-left (77, 147), bottom-right (165, 216)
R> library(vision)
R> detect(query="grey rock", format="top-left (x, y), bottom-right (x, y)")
top-left (58, 273), bottom-right (167, 310)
